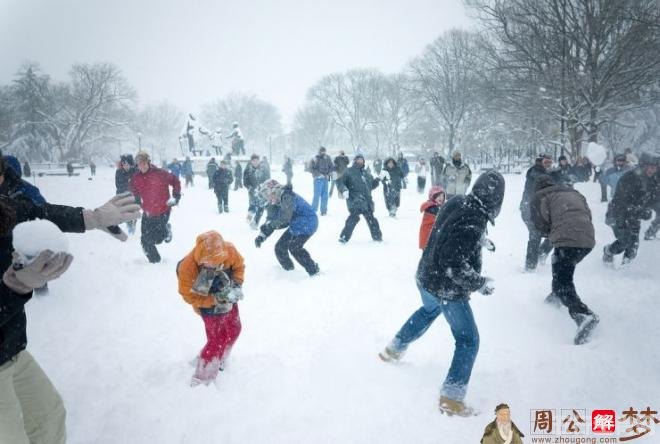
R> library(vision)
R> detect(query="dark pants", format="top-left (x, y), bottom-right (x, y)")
top-left (340, 208), bottom-right (382, 242)
top-left (274, 230), bottom-right (318, 275)
top-left (645, 206), bottom-right (660, 239)
top-left (185, 174), bottom-right (194, 187)
top-left (417, 176), bottom-right (426, 193)
top-left (552, 247), bottom-right (593, 323)
top-left (525, 222), bottom-right (553, 270)
top-left (383, 187), bottom-right (401, 213)
top-left (215, 186), bottom-right (229, 212)
top-left (607, 220), bottom-right (640, 260)
top-left (285, 173), bottom-right (293, 187)
top-left (141, 213), bottom-right (170, 263)
top-left (599, 182), bottom-right (608, 202)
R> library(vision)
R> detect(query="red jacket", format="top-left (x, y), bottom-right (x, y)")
top-left (419, 186), bottom-right (445, 250)
top-left (130, 166), bottom-right (181, 216)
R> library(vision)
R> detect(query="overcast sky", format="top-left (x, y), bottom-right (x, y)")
top-left (0, 0), bottom-right (471, 128)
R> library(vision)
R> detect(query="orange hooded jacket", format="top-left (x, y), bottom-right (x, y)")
top-left (177, 231), bottom-right (245, 312)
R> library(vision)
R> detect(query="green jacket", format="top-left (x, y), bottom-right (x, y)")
top-left (481, 420), bottom-right (524, 444)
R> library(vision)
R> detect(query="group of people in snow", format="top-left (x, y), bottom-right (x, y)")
top-left (0, 138), bottom-right (658, 443)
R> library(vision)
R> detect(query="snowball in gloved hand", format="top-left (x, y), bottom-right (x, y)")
top-left (12, 220), bottom-right (69, 267)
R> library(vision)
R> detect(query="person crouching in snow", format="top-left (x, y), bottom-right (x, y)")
top-left (419, 186), bottom-right (445, 250)
top-left (176, 231), bottom-right (245, 386)
top-left (254, 179), bottom-right (320, 276)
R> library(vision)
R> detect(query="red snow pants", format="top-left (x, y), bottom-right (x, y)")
top-left (200, 305), bottom-right (242, 366)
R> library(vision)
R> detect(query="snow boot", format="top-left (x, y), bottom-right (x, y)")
top-left (338, 236), bottom-right (348, 244)
top-left (218, 204), bottom-right (224, 214)
top-left (602, 245), bottom-right (614, 265)
top-left (164, 223), bottom-right (173, 243)
top-left (308, 263), bottom-right (320, 277)
top-left (574, 313), bottom-right (599, 345)
top-left (224, 205), bottom-right (229, 213)
top-left (438, 396), bottom-right (478, 417)
top-left (544, 292), bottom-right (561, 308)
top-left (378, 345), bottom-right (403, 363)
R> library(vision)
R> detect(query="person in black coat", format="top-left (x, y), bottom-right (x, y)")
top-left (336, 154), bottom-right (382, 243)
top-left (380, 157), bottom-right (404, 217)
top-left (22, 161), bottom-right (31, 178)
top-left (330, 151), bottom-right (350, 198)
top-left (0, 192), bottom-right (139, 443)
top-left (212, 160), bottom-right (234, 213)
top-left (430, 152), bottom-right (446, 187)
top-left (550, 155), bottom-right (575, 185)
top-left (379, 171), bottom-right (505, 417)
top-left (115, 154), bottom-right (137, 234)
top-left (520, 154), bottom-right (554, 271)
top-left (397, 153), bottom-right (410, 189)
top-left (603, 153), bottom-right (659, 265)
top-left (282, 156), bottom-right (294, 186)
top-left (243, 154), bottom-right (270, 228)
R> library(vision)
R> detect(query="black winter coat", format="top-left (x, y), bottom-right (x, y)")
top-left (334, 155), bottom-right (350, 176)
top-left (606, 167), bottom-right (657, 225)
top-left (212, 168), bottom-right (234, 191)
top-left (115, 167), bottom-right (137, 194)
top-left (337, 163), bottom-right (380, 212)
top-left (383, 158), bottom-right (404, 191)
top-left (520, 163), bottom-right (547, 223)
top-left (417, 172), bottom-right (505, 301)
top-left (0, 196), bottom-right (86, 366)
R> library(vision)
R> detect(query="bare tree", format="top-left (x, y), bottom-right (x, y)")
top-left (307, 69), bottom-right (384, 153)
top-left (201, 92), bottom-right (282, 153)
top-left (136, 101), bottom-right (185, 162)
top-left (410, 29), bottom-right (485, 153)
top-left (292, 103), bottom-right (336, 155)
top-left (467, 0), bottom-right (660, 157)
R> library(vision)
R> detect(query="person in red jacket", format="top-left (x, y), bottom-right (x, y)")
top-left (419, 186), bottom-right (445, 249)
top-left (130, 151), bottom-right (182, 263)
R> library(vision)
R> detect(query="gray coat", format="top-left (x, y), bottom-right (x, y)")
top-left (531, 179), bottom-right (595, 249)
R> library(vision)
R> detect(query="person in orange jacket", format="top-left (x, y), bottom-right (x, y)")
top-left (176, 230), bottom-right (245, 386)
top-left (419, 186), bottom-right (446, 249)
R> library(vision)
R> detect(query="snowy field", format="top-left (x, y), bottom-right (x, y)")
top-left (23, 164), bottom-right (659, 443)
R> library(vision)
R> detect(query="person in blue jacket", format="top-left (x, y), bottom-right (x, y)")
top-left (254, 179), bottom-right (320, 276)
top-left (1, 155), bottom-right (46, 206)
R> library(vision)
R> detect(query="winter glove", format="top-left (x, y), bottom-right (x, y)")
top-left (83, 192), bottom-right (141, 242)
top-left (225, 285), bottom-right (244, 303)
top-left (255, 234), bottom-right (267, 248)
top-left (477, 277), bottom-right (495, 296)
top-left (640, 208), bottom-right (653, 221)
top-left (3, 250), bottom-right (74, 294)
top-left (167, 194), bottom-right (181, 207)
top-left (481, 237), bottom-right (496, 252)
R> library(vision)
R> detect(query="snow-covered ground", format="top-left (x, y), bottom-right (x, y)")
top-left (23, 165), bottom-right (659, 443)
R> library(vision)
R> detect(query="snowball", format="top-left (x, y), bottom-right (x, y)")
top-left (586, 142), bottom-right (607, 165)
top-left (12, 219), bottom-right (69, 264)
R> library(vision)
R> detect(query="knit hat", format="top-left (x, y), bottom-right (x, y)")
top-left (258, 179), bottom-right (284, 203)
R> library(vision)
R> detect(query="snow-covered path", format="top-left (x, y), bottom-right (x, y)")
top-left (24, 165), bottom-right (659, 443)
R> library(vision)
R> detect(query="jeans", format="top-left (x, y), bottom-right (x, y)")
top-left (311, 177), bottom-right (329, 214)
top-left (390, 285), bottom-right (479, 401)
top-left (551, 247), bottom-right (593, 323)
top-left (524, 221), bottom-right (553, 270)
top-left (274, 230), bottom-right (318, 275)
top-left (339, 208), bottom-right (382, 242)
top-left (141, 213), bottom-right (170, 263)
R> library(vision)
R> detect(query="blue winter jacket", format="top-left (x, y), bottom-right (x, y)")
top-left (1, 157), bottom-right (46, 205)
top-left (261, 188), bottom-right (318, 237)
top-left (168, 163), bottom-right (182, 177)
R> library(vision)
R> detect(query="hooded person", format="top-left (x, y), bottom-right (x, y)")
top-left (115, 154), bottom-right (138, 234)
top-left (0, 156), bottom-right (46, 206)
top-left (531, 174), bottom-right (598, 345)
top-left (176, 230), bottom-right (245, 386)
top-left (380, 157), bottom-right (404, 217)
top-left (379, 171), bottom-right (506, 417)
top-left (336, 154), bottom-right (383, 243)
top-left (419, 185), bottom-right (446, 250)
top-left (254, 179), bottom-right (320, 276)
